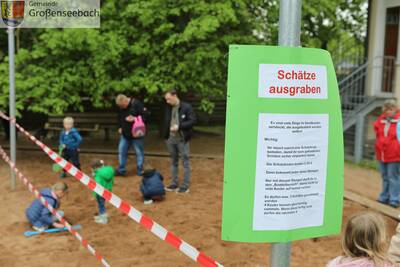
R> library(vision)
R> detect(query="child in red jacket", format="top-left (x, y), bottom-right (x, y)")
top-left (374, 100), bottom-right (400, 208)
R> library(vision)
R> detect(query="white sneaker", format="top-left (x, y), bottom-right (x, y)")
top-left (95, 213), bottom-right (108, 219)
top-left (94, 214), bottom-right (108, 224)
top-left (143, 199), bottom-right (153, 205)
top-left (33, 226), bottom-right (46, 232)
top-left (94, 213), bottom-right (107, 220)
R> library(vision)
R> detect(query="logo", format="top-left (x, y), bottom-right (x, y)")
top-left (1, 0), bottom-right (25, 27)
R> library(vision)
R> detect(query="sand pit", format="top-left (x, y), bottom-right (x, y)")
top-left (0, 152), bottom-right (398, 266)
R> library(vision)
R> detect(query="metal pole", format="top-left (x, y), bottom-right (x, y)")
top-left (270, 243), bottom-right (291, 267)
top-left (278, 0), bottom-right (302, 47)
top-left (8, 27), bottom-right (16, 190)
top-left (354, 114), bottom-right (365, 164)
top-left (270, 0), bottom-right (302, 266)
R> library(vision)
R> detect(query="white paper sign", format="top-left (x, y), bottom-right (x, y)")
top-left (253, 114), bottom-right (329, 230)
top-left (258, 64), bottom-right (328, 99)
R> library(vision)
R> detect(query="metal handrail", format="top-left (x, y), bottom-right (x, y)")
top-left (338, 56), bottom-right (396, 90)
top-left (339, 55), bottom-right (397, 126)
top-left (338, 61), bottom-right (369, 90)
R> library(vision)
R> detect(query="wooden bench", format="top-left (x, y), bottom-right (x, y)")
top-left (44, 113), bottom-right (118, 140)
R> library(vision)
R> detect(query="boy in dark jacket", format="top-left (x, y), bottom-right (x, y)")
top-left (140, 163), bottom-right (165, 204)
top-left (59, 116), bottom-right (82, 178)
top-left (92, 159), bottom-right (115, 224)
top-left (26, 182), bottom-right (68, 232)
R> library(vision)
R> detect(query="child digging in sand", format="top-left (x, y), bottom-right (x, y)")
top-left (140, 163), bottom-right (165, 204)
top-left (92, 159), bottom-right (115, 224)
top-left (326, 212), bottom-right (394, 267)
top-left (26, 182), bottom-right (69, 232)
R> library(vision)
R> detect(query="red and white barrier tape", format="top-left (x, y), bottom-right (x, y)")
top-left (0, 146), bottom-right (110, 267)
top-left (0, 112), bottom-right (223, 267)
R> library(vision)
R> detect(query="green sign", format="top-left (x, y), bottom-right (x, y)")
top-left (222, 45), bottom-right (344, 243)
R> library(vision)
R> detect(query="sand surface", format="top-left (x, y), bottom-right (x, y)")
top-left (0, 152), bottom-right (398, 267)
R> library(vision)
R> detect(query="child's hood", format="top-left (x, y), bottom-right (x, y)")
top-left (63, 127), bottom-right (78, 134)
top-left (69, 127), bottom-right (79, 134)
top-left (143, 169), bottom-right (156, 178)
top-left (95, 166), bottom-right (115, 181)
top-left (40, 188), bottom-right (56, 200)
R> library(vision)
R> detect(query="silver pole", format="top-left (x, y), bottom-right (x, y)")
top-left (8, 27), bottom-right (16, 190)
top-left (270, 243), bottom-right (291, 267)
top-left (270, 0), bottom-right (302, 266)
top-left (278, 0), bottom-right (302, 47)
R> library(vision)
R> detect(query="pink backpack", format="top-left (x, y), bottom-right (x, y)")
top-left (131, 116), bottom-right (146, 138)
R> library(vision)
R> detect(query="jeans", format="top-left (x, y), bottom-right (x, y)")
top-left (62, 148), bottom-right (81, 171)
top-left (166, 137), bottom-right (190, 189)
top-left (117, 135), bottom-right (144, 175)
top-left (96, 195), bottom-right (106, 215)
top-left (378, 162), bottom-right (400, 205)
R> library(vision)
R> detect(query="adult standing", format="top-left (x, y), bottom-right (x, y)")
top-left (163, 90), bottom-right (196, 193)
top-left (115, 94), bottom-right (146, 176)
top-left (374, 99), bottom-right (400, 208)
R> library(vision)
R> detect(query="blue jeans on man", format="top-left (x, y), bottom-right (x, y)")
top-left (166, 137), bottom-right (190, 190)
top-left (378, 162), bottom-right (400, 207)
top-left (117, 135), bottom-right (144, 175)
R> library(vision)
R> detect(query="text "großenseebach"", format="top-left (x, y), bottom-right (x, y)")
top-left (29, 9), bottom-right (99, 19)
top-left (28, 1), bottom-right (99, 20)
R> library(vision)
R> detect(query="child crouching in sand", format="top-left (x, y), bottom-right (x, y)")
top-left (92, 159), bottom-right (114, 224)
top-left (140, 163), bottom-right (165, 204)
top-left (326, 212), bottom-right (394, 267)
top-left (26, 182), bottom-right (68, 232)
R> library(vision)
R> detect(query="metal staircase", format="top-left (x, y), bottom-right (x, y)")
top-left (338, 56), bottom-right (396, 162)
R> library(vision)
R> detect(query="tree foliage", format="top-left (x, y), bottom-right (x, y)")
top-left (0, 0), bottom-right (367, 116)
top-left (302, 0), bottom-right (367, 49)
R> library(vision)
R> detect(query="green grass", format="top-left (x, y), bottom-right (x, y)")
top-left (345, 159), bottom-right (379, 171)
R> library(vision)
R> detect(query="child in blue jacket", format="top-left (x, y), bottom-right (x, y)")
top-left (26, 182), bottom-right (69, 232)
top-left (59, 117), bottom-right (82, 178)
top-left (140, 163), bottom-right (165, 204)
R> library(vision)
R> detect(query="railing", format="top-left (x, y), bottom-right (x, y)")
top-left (332, 36), bottom-right (366, 81)
top-left (339, 61), bottom-right (370, 123)
top-left (339, 56), bottom-right (396, 124)
top-left (338, 55), bottom-right (397, 162)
